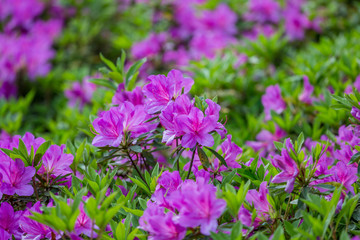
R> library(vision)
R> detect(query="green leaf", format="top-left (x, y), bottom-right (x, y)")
top-left (350, 152), bottom-right (360, 164)
top-left (100, 53), bottom-right (117, 72)
top-left (129, 145), bottom-right (142, 153)
top-left (205, 146), bottom-right (228, 167)
top-left (89, 78), bottom-right (117, 91)
top-left (125, 58), bottom-right (146, 89)
top-left (122, 207), bottom-right (144, 217)
top-left (197, 146), bottom-right (210, 169)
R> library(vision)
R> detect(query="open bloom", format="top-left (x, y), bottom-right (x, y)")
top-left (220, 135), bottom-right (242, 168)
top-left (0, 202), bottom-right (22, 238)
top-left (139, 202), bottom-right (186, 240)
top-left (169, 179), bottom-right (226, 235)
top-left (176, 107), bottom-right (217, 148)
top-left (143, 69), bottom-right (194, 114)
top-left (19, 202), bottom-right (56, 240)
top-left (160, 95), bottom-right (193, 145)
top-left (92, 101), bottom-right (156, 147)
top-left (65, 76), bottom-right (97, 109)
top-left (271, 139), bottom-right (299, 193)
top-left (0, 158), bottom-right (35, 196)
top-left (38, 144), bottom-right (74, 177)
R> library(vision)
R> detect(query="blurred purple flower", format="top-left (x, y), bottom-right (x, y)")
top-left (65, 76), bottom-right (97, 109)
top-left (244, 0), bottom-right (281, 23)
top-left (262, 84), bottom-right (286, 120)
top-left (299, 75), bottom-right (314, 104)
top-left (131, 33), bottom-right (166, 60)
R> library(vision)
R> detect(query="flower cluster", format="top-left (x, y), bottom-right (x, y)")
top-left (140, 171), bottom-right (226, 239)
top-left (0, 0), bottom-right (63, 99)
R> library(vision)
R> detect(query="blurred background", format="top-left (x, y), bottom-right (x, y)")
top-left (1, 0), bottom-right (360, 150)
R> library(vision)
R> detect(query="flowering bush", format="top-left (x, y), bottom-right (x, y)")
top-left (2, 0), bottom-right (360, 239)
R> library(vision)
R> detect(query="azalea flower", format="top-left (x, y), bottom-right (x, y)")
top-left (176, 107), bottom-right (217, 148)
top-left (0, 158), bottom-right (35, 196)
top-left (143, 69), bottom-right (194, 114)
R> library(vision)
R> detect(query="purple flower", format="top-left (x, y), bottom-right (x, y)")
top-left (284, 7), bottom-right (310, 41)
top-left (168, 179), bottom-right (226, 235)
top-left (92, 107), bottom-right (124, 147)
top-left (157, 171), bottom-right (182, 193)
top-left (143, 69), bottom-right (194, 114)
top-left (65, 76), bottom-right (97, 109)
top-left (261, 84), bottom-right (286, 120)
top-left (74, 203), bottom-right (96, 237)
top-left (199, 4), bottom-right (237, 34)
top-left (299, 75), bottom-right (314, 104)
top-left (220, 135), bottom-right (242, 168)
top-left (246, 182), bottom-right (270, 214)
top-left (0, 228), bottom-right (10, 240)
top-left (351, 107), bottom-right (360, 122)
top-left (0, 158), bottom-right (35, 196)
top-left (238, 205), bottom-right (261, 228)
top-left (38, 144), bottom-right (74, 177)
top-left (139, 202), bottom-right (186, 240)
top-left (92, 102), bottom-right (156, 147)
top-left (330, 161), bottom-right (357, 194)
top-left (176, 107), bottom-right (218, 148)
top-left (112, 83), bottom-right (144, 106)
top-left (131, 33), bottom-right (166, 60)
top-left (271, 139), bottom-right (299, 193)
top-left (0, 202), bottom-right (22, 238)
top-left (19, 202), bottom-right (55, 240)
top-left (163, 47), bottom-right (190, 67)
top-left (244, 0), bottom-right (281, 23)
top-left (246, 126), bottom-right (286, 156)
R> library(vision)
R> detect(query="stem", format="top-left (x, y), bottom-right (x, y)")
top-left (127, 151), bottom-right (150, 189)
top-left (176, 138), bottom-right (180, 171)
top-left (32, 176), bottom-right (39, 201)
top-left (96, 228), bottom-right (104, 240)
top-left (186, 145), bottom-right (197, 179)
